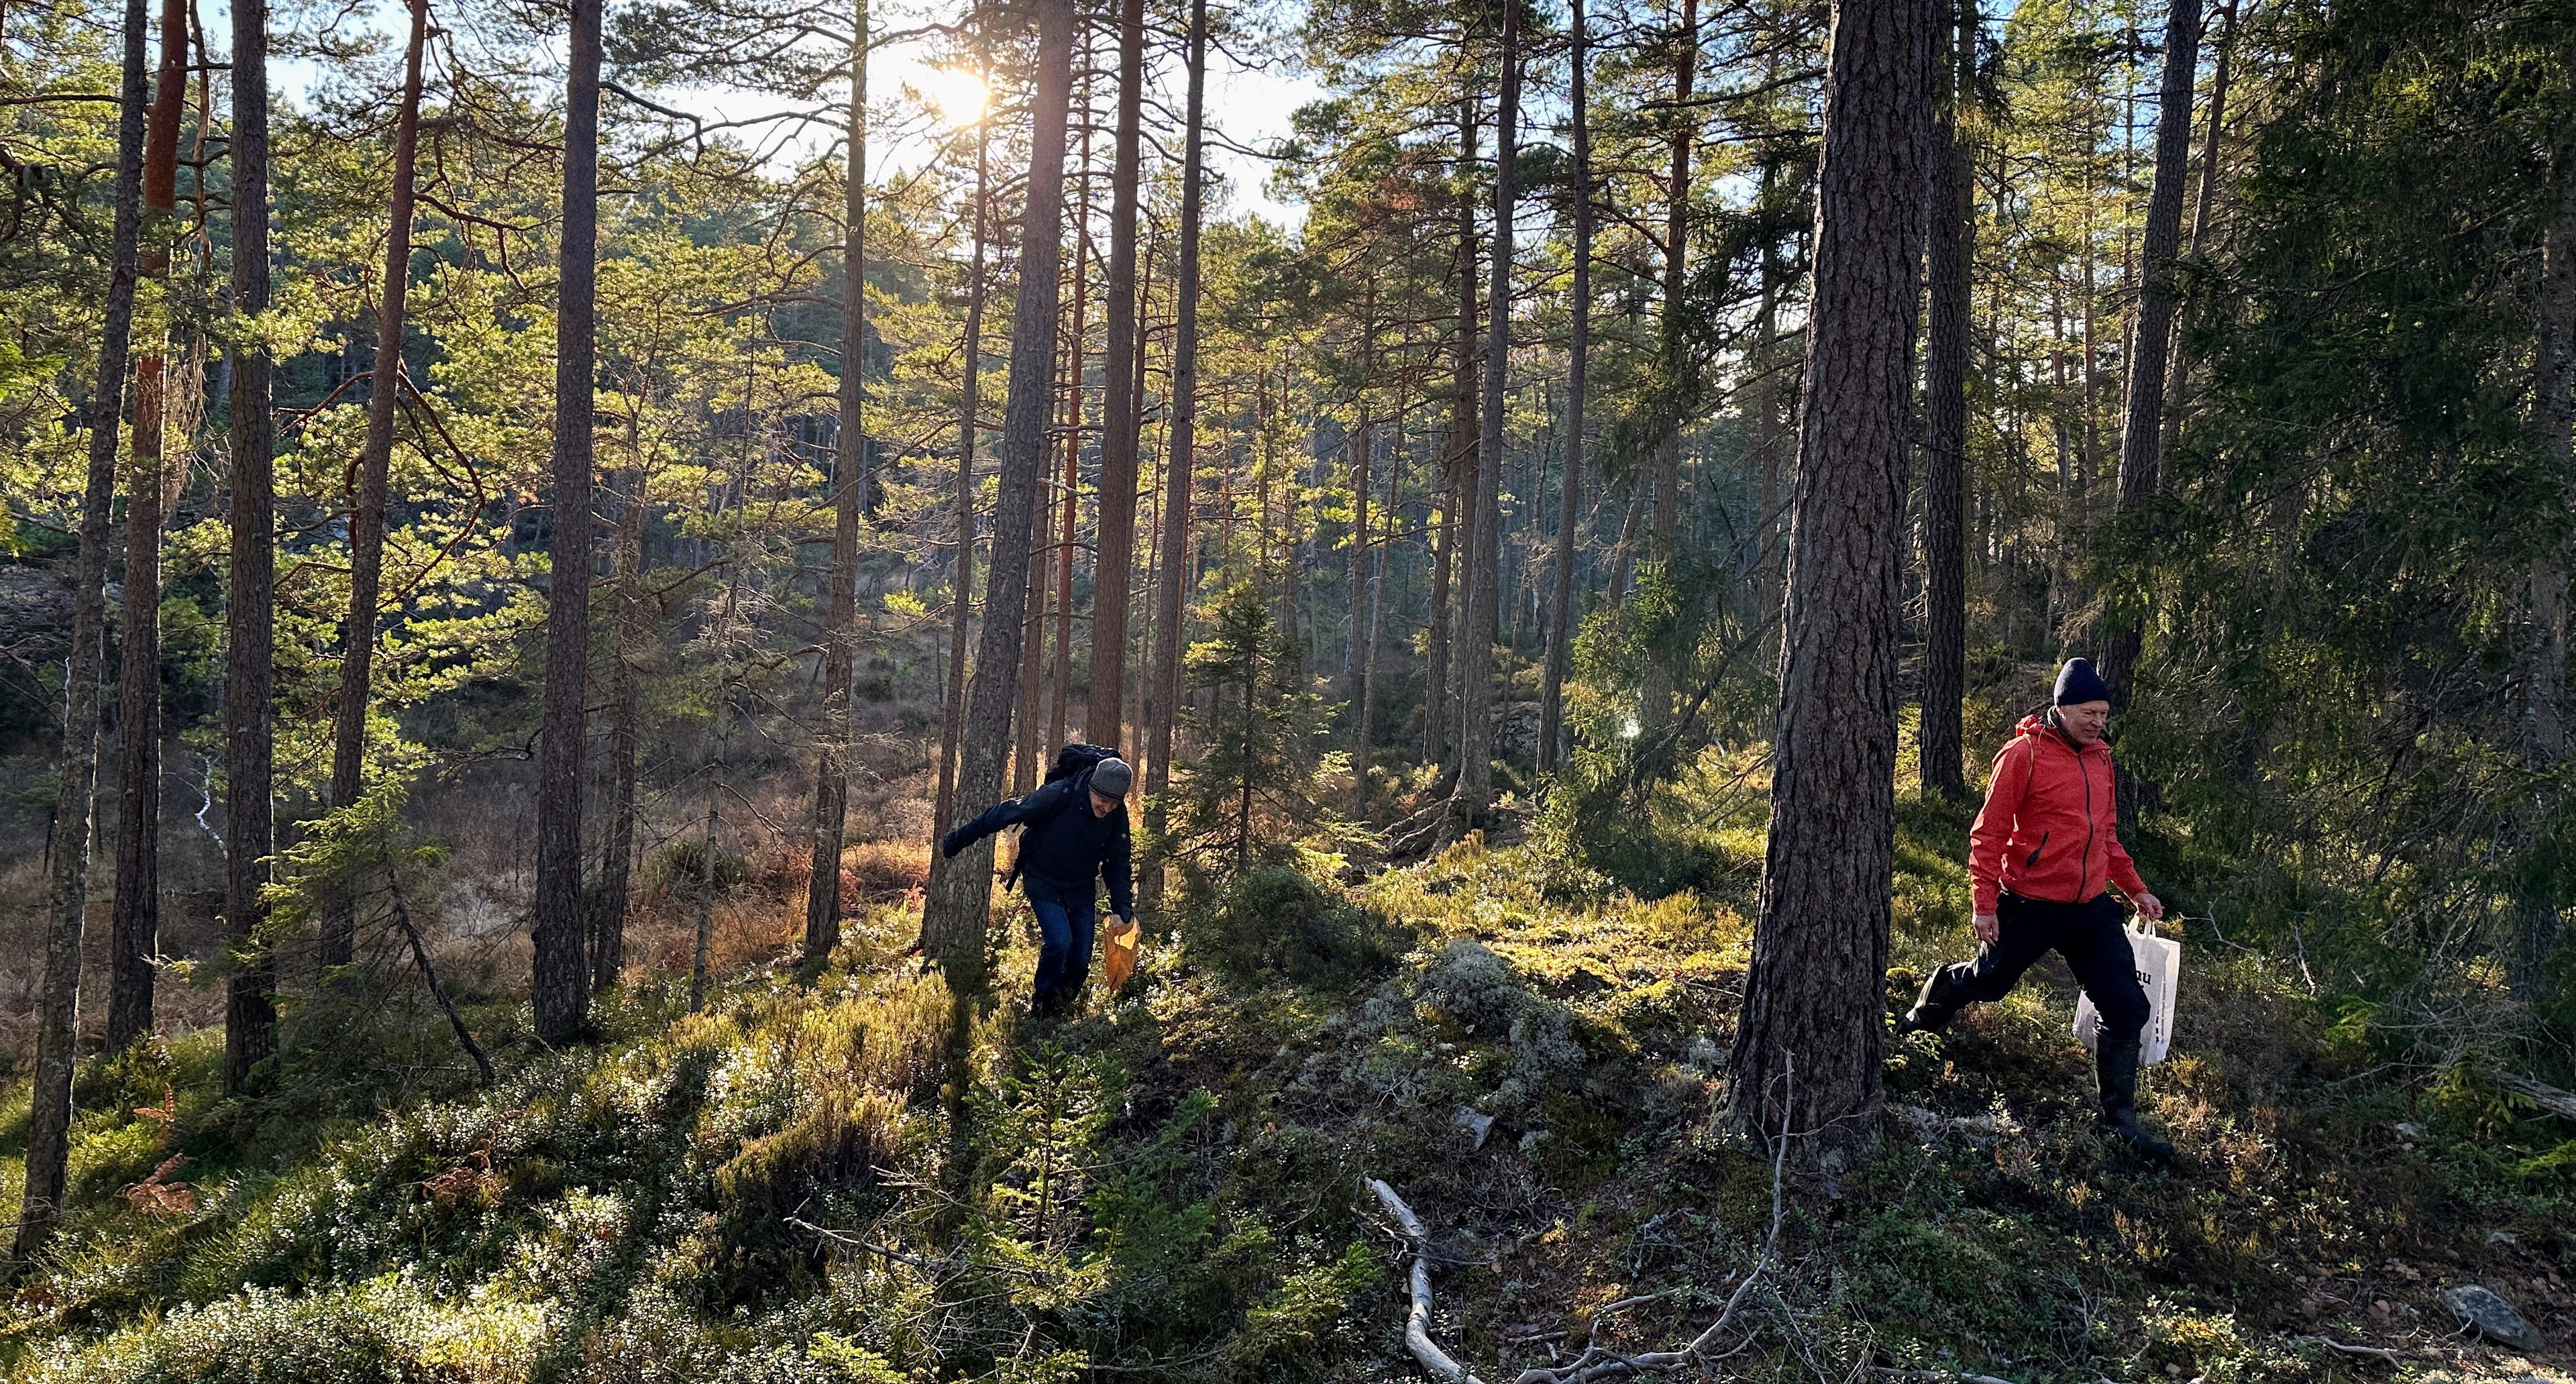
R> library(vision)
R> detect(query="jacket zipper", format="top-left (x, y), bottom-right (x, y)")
top-left (2078, 745), bottom-right (2096, 900)
top-left (2025, 831), bottom-right (2049, 869)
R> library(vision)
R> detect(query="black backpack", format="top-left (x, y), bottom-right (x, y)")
top-left (1045, 742), bottom-right (1120, 786)
top-left (1004, 743), bottom-right (1123, 887)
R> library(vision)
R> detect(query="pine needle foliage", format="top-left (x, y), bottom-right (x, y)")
top-left (1167, 580), bottom-right (1350, 880)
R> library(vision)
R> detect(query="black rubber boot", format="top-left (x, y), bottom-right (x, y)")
top-left (2096, 1035), bottom-right (2176, 1162)
top-left (1898, 966), bottom-right (1972, 1035)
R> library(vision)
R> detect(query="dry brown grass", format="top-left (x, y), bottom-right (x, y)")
top-left (842, 838), bottom-right (930, 900)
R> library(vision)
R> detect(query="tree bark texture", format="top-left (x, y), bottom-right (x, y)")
top-left (2160, 0), bottom-right (2235, 453)
top-left (108, 0), bottom-right (191, 1051)
top-left (936, 54), bottom-right (992, 832)
top-left (1087, 0), bottom-right (1146, 749)
top-left (17, 0), bottom-right (146, 1261)
top-left (2517, 93), bottom-right (2576, 996)
top-left (594, 482), bottom-right (646, 991)
top-left (1640, 0), bottom-right (1695, 733)
top-left (1458, 5), bottom-right (1517, 818)
top-left (806, 19), bottom-right (867, 968)
top-left (1143, 0), bottom-right (1205, 861)
top-left (223, 0), bottom-right (279, 1096)
top-left (2096, 0), bottom-right (2200, 710)
top-left (1918, 0), bottom-right (1974, 802)
top-left (1014, 467), bottom-right (1053, 794)
top-left (1356, 417), bottom-right (1397, 804)
top-left (1727, 0), bottom-right (1933, 1159)
top-left (533, 0), bottom-right (604, 1043)
top-left (322, 0), bottom-right (428, 970)
top-left (1607, 477), bottom-right (1642, 603)
top-left (1650, 0), bottom-right (1695, 566)
top-left (1538, 0), bottom-right (1587, 778)
top-left (1344, 286), bottom-right (1375, 705)
top-left (1429, 106), bottom-right (1478, 771)
top-left (1048, 119), bottom-right (1086, 756)
top-left (920, 0), bottom-right (1075, 976)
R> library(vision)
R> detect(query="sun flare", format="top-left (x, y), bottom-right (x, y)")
top-left (914, 66), bottom-right (989, 126)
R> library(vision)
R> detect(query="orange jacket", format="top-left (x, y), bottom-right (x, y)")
top-left (1968, 712), bottom-right (2149, 913)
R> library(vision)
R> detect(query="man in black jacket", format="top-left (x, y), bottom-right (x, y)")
top-left (940, 757), bottom-right (1135, 1014)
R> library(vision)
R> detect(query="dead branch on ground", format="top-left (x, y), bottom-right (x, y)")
top-left (1369, 1055), bottom-right (1801, 1384)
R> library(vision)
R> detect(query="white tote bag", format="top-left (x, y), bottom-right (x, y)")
top-left (2074, 925), bottom-right (2180, 1065)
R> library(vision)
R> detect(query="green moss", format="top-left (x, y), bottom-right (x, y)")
top-left (11, 834), bottom-right (2562, 1384)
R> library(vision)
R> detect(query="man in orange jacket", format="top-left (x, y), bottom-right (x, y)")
top-left (1901, 657), bottom-right (2176, 1160)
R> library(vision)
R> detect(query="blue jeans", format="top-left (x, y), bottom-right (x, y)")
top-left (1028, 893), bottom-right (1095, 1000)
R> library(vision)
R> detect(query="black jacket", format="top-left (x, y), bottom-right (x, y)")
top-left (941, 769), bottom-right (1134, 916)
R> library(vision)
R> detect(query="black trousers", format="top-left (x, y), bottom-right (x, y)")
top-left (1940, 892), bottom-right (2149, 1042)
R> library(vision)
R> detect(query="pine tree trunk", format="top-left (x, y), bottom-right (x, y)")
top-left (2161, 0), bottom-right (2235, 453)
top-left (1538, 0), bottom-right (1587, 778)
top-left (2098, 0), bottom-right (2199, 712)
top-left (1641, 0), bottom-right (1695, 733)
top-left (594, 482), bottom-right (645, 992)
top-left (1128, 244), bottom-right (1156, 748)
top-left (1087, 0), bottom-right (1146, 749)
top-left (533, 0), bottom-right (604, 1043)
top-left (935, 39), bottom-right (994, 831)
top-left (1458, 5), bottom-right (1518, 818)
top-left (1356, 417), bottom-right (1397, 806)
top-left (223, 0), bottom-right (280, 1096)
top-left (1428, 104), bottom-right (1477, 774)
top-left (692, 587), bottom-right (737, 1014)
top-left (1016, 470), bottom-right (1053, 794)
top-left (1727, 0), bottom-right (1932, 1159)
top-left (1607, 478), bottom-right (1643, 602)
top-left (108, 0), bottom-right (190, 1051)
top-left (1918, 0), bottom-right (1974, 802)
top-left (2516, 91), bottom-right (2576, 997)
top-left (1654, 0), bottom-right (1695, 566)
top-left (1049, 101), bottom-right (1087, 757)
top-left (806, 18), bottom-right (867, 969)
top-left (1143, 0), bottom-right (1207, 881)
top-left (920, 0), bottom-right (1077, 975)
top-left (1344, 287), bottom-right (1375, 704)
top-left (322, 0), bottom-right (428, 969)
top-left (17, 0), bottom-right (147, 1261)
top-left (1426, 476), bottom-right (1454, 765)
top-left (1049, 386), bottom-right (1077, 752)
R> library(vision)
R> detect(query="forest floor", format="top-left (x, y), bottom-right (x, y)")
top-left (2, 793), bottom-right (2573, 1383)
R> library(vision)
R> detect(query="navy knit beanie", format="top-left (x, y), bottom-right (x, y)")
top-left (2053, 657), bottom-right (2114, 706)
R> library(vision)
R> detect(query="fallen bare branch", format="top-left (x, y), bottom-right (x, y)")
top-left (1591, 1288), bottom-right (1682, 1317)
top-left (785, 1216), bottom-right (1042, 1281)
top-left (2301, 1336), bottom-right (2406, 1364)
top-left (2495, 1073), bottom-right (2576, 1122)
top-left (1506, 1055), bottom-right (1799, 1384)
top-left (1368, 1177), bottom-right (1493, 1384)
top-left (388, 880), bottom-right (493, 1083)
top-left (787, 1216), bottom-right (951, 1272)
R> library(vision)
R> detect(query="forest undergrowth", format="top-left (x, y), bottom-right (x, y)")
top-left (3, 788), bottom-right (2571, 1384)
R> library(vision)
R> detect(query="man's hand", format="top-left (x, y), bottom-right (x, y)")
top-left (2132, 892), bottom-right (2165, 923)
top-left (1972, 912), bottom-right (2000, 944)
